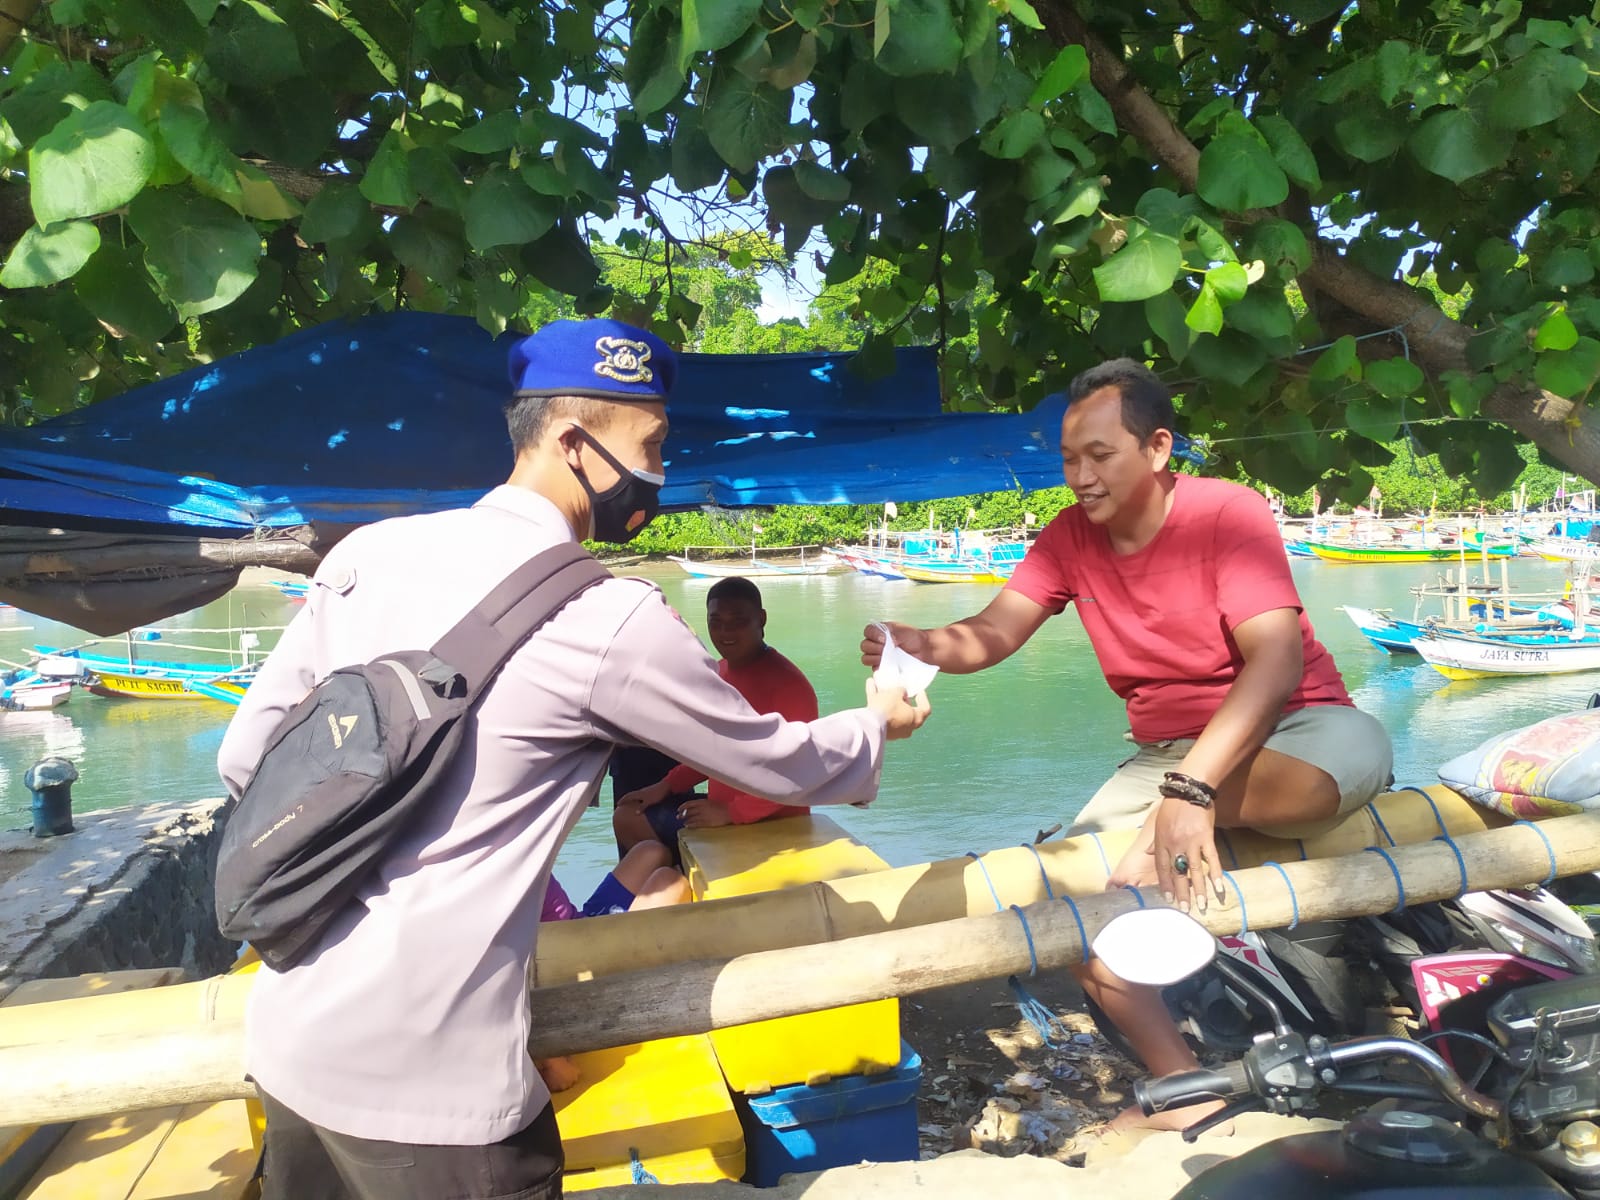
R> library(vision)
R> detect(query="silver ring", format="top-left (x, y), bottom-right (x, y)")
top-left (1172, 853), bottom-right (1190, 876)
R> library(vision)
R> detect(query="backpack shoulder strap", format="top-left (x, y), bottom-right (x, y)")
top-left (430, 542), bottom-right (613, 696)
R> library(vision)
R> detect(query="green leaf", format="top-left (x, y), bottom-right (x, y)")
top-left (408, 146), bottom-right (470, 212)
top-left (626, 19), bottom-right (685, 116)
top-left (1021, 149), bottom-right (1074, 202)
top-left (450, 111), bottom-right (520, 154)
top-left (158, 104), bottom-right (241, 199)
top-left (1310, 335), bottom-right (1360, 383)
top-left (1075, 86), bottom-right (1117, 136)
top-left (1365, 356), bottom-right (1425, 398)
top-left (474, 273), bottom-right (519, 337)
top-left (520, 225), bottom-right (601, 296)
top-left (1093, 228), bottom-right (1183, 302)
top-left (982, 109), bottom-right (1045, 159)
top-left (793, 160), bottom-right (851, 203)
top-left (30, 101), bottom-right (155, 224)
top-left (1226, 289), bottom-right (1298, 342)
top-left (299, 180), bottom-right (366, 244)
top-left (206, 0), bottom-right (304, 88)
top-left (1028, 44), bottom-right (1088, 108)
top-left (233, 165), bottom-right (301, 220)
top-left (1534, 308), bottom-right (1580, 351)
top-left (0, 220), bottom-right (100, 288)
top-left (874, 0), bottom-right (962, 77)
top-left (1537, 247), bottom-right (1596, 289)
top-left (849, 331), bottom-right (897, 380)
top-left (1489, 48), bottom-right (1587, 129)
top-left (681, 0), bottom-right (764, 67)
top-left (1185, 283), bottom-right (1224, 335)
top-left (127, 190), bottom-right (260, 318)
top-left (1409, 109), bottom-right (1507, 183)
top-left (73, 242), bottom-right (177, 340)
top-left (1373, 40), bottom-right (1412, 105)
top-left (1333, 111), bottom-right (1407, 162)
top-left (359, 128), bottom-right (417, 209)
top-left (1535, 336), bottom-right (1600, 399)
top-left (1256, 114), bottom-right (1322, 191)
top-left (0, 115), bottom-right (18, 168)
top-left (762, 164), bottom-right (835, 228)
top-left (389, 211), bottom-right (465, 282)
top-left (1347, 396), bottom-right (1404, 442)
top-left (1205, 261), bottom-right (1249, 303)
top-left (1145, 291), bottom-right (1194, 359)
top-left (1047, 177), bottom-right (1102, 225)
top-left (703, 73), bottom-right (792, 173)
top-left (464, 166), bottom-right (556, 251)
top-left (1196, 133), bottom-right (1289, 212)
top-left (1134, 188), bottom-right (1200, 237)
top-left (1525, 18), bottom-right (1576, 48)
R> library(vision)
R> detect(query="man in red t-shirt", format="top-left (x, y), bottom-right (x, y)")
top-left (862, 358), bottom-right (1391, 1134)
top-left (616, 576), bottom-right (821, 852)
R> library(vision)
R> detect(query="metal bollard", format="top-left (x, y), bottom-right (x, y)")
top-left (25, 757), bottom-right (78, 838)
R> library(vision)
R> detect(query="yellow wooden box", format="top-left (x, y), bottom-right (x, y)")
top-left (680, 815), bottom-right (901, 1093)
top-left (552, 1034), bottom-right (744, 1191)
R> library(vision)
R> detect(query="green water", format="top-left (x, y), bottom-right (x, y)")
top-left (0, 558), bottom-right (1585, 901)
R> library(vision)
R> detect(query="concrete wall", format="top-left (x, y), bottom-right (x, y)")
top-left (0, 797), bottom-right (236, 1000)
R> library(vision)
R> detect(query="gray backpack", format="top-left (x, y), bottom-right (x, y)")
top-left (214, 542), bottom-right (610, 970)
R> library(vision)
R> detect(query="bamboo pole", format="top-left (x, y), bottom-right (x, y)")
top-left (0, 814), bottom-right (1595, 1128)
top-left (535, 785), bottom-right (1499, 986)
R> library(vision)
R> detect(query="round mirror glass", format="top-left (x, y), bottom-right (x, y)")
top-left (1091, 908), bottom-right (1216, 986)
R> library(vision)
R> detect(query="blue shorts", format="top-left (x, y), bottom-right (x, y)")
top-left (580, 872), bottom-right (636, 918)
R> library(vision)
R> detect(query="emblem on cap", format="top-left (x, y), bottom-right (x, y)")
top-left (594, 336), bottom-right (654, 384)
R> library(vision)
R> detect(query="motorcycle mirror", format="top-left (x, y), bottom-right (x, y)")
top-left (1091, 908), bottom-right (1217, 986)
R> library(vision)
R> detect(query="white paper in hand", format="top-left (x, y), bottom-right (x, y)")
top-left (870, 622), bottom-right (939, 700)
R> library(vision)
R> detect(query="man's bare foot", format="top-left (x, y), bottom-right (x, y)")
top-left (1105, 1099), bottom-right (1234, 1136)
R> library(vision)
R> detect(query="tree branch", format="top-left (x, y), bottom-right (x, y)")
top-left (0, 0), bottom-right (40, 59)
top-left (1035, 0), bottom-right (1600, 483)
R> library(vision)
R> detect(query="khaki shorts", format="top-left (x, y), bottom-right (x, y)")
top-left (1067, 704), bottom-right (1395, 841)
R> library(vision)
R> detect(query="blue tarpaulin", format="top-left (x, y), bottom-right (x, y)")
top-left (0, 312), bottom-right (1068, 534)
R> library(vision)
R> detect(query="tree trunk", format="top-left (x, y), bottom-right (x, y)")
top-left (1039, 1), bottom-right (1600, 486)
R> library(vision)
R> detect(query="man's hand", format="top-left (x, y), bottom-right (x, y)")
top-left (535, 1055), bottom-right (582, 1093)
top-left (860, 621), bottom-right (928, 669)
top-left (677, 798), bottom-right (733, 829)
top-left (618, 778), bottom-right (671, 810)
top-left (865, 678), bottom-right (932, 739)
top-left (1105, 814), bottom-right (1161, 890)
top-left (1151, 795), bottom-right (1225, 913)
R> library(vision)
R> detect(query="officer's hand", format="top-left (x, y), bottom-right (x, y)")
top-left (865, 679), bottom-right (932, 739)
top-left (618, 779), bottom-right (670, 810)
top-left (678, 798), bottom-right (733, 829)
top-left (860, 620), bottom-right (928, 668)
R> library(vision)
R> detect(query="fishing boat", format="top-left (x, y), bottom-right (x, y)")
top-left (273, 579), bottom-right (308, 601)
top-left (1341, 606), bottom-right (1431, 654)
top-left (1414, 627), bottom-right (1600, 679)
top-left (32, 625), bottom-right (276, 703)
top-left (0, 671), bottom-right (71, 711)
top-left (1527, 537), bottom-right (1600, 563)
top-left (669, 544), bottom-right (835, 579)
top-left (1308, 540), bottom-right (1517, 564)
top-left (897, 558), bottom-right (1015, 584)
top-left (829, 548), bottom-right (908, 580)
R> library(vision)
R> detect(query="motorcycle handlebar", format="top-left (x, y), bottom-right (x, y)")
top-left (1135, 1062), bottom-right (1250, 1115)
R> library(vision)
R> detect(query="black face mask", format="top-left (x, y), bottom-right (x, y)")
top-left (572, 428), bottom-right (664, 544)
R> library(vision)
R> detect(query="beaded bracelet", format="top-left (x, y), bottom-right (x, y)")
top-left (1158, 771), bottom-right (1216, 809)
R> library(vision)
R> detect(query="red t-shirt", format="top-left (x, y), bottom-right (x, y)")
top-left (1006, 475), bottom-right (1351, 742)
top-left (665, 647), bottom-right (820, 823)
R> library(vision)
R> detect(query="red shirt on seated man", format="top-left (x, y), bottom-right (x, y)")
top-left (615, 575), bottom-right (820, 849)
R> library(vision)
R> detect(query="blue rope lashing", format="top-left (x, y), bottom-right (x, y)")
top-left (1220, 870), bottom-right (1248, 936)
top-left (630, 1150), bottom-right (660, 1185)
top-left (1396, 785), bottom-right (1448, 834)
top-left (1214, 828), bottom-right (1240, 870)
top-left (1021, 843), bottom-right (1056, 899)
top-left (1004, 904), bottom-right (1066, 1048)
top-left (1369, 801), bottom-right (1399, 848)
top-left (1516, 820), bottom-right (1558, 886)
top-left (1364, 846), bottom-right (1407, 913)
top-left (1086, 832), bottom-right (1112, 876)
top-left (1118, 883), bottom-right (1147, 908)
top-left (1007, 974), bottom-right (1066, 1049)
top-left (1434, 834), bottom-right (1469, 897)
top-left (966, 852), bottom-right (1004, 910)
top-left (1261, 861), bottom-right (1300, 930)
top-left (1008, 904), bottom-right (1040, 977)
top-left (1062, 892), bottom-right (1089, 954)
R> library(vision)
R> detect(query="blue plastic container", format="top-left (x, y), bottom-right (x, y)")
top-left (735, 1042), bottom-right (922, 1186)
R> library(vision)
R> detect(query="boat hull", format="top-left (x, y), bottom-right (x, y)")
top-left (1414, 632), bottom-right (1600, 679)
top-left (1, 682), bottom-right (71, 711)
top-left (1308, 541), bottom-right (1515, 564)
top-left (669, 557), bottom-right (831, 579)
top-left (86, 670), bottom-right (210, 700)
top-left (1340, 606), bottom-right (1424, 654)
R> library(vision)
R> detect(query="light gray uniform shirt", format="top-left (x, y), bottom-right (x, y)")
top-left (217, 486), bottom-right (887, 1145)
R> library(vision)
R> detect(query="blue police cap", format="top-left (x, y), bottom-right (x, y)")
top-left (507, 319), bottom-right (676, 403)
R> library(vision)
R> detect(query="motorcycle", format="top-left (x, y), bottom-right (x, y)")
top-left (1095, 908), bottom-right (1600, 1199)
